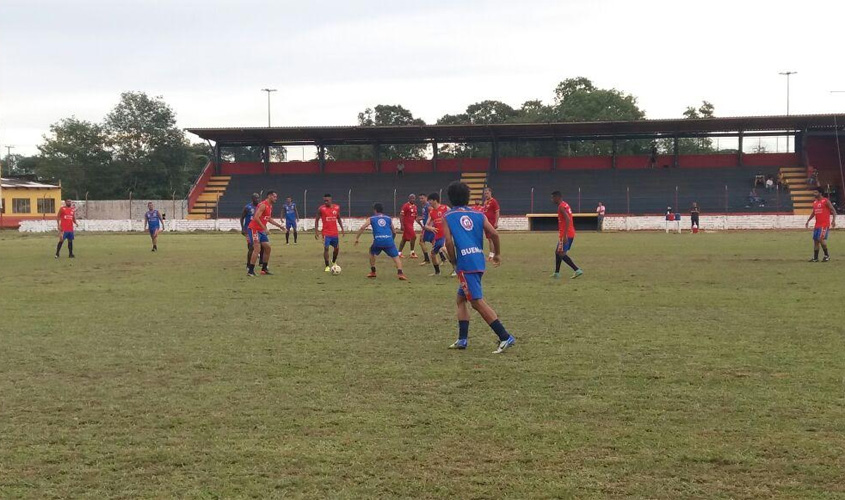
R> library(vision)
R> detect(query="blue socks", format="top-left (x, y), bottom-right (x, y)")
top-left (458, 320), bottom-right (469, 340)
top-left (489, 320), bottom-right (510, 342)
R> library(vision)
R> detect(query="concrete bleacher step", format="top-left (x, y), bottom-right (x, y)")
top-left (460, 172), bottom-right (487, 204)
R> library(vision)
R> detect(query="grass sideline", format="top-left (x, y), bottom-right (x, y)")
top-left (1, 230), bottom-right (843, 498)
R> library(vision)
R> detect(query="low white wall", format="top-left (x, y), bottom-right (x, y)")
top-left (603, 214), bottom-right (811, 231)
top-left (18, 214), bottom-right (818, 233)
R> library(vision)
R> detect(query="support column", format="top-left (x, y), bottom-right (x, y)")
top-left (490, 139), bottom-right (499, 172)
top-left (737, 132), bottom-right (744, 167)
top-left (611, 139), bottom-right (618, 169)
top-left (673, 137), bottom-right (679, 168)
top-left (214, 143), bottom-right (222, 175)
top-left (263, 145), bottom-right (270, 173)
top-left (318, 144), bottom-right (326, 174)
top-left (373, 143), bottom-right (381, 173)
top-left (432, 141), bottom-right (438, 172)
top-left (797, 129), bottom-right (807, 166)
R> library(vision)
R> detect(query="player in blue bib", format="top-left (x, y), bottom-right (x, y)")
top-left (283, 197), bottom-right (299, 245)
top-left (144, 202), bottom-right (163, 252)
top-left (354, 203), bottom-right (407, 280)
top-left (239, 193), bottom-right (262, 269)
top-left (416, 193), bottom-right (434, 265)
top-left (442, 181), bottom-right (515, 354)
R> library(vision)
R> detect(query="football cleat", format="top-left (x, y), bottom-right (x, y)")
top-left (822, 256), bottom-right (830, 262)
top-left (448, 339), bottom-right (467, 350)
top-left (367, 272), bottom-right (377, 278)
top-left (492, 335), bottom-right (516, 354)
top-left (419, 260), bottom-right (430, 266)
top-left (325, 266), bottom-right (331, 272)
top-left (571, 269), bottom-right (584, 279)
top-left (808, 258), bottom-right (819, 262)
top-left (397, 273), bottom-right (408, 281)
top-left (410, 252), bottom-right (418, 259)
top-left (261, 269), bottom-right (273, 275)
top-left (550, 272), bottom-right (561, 279)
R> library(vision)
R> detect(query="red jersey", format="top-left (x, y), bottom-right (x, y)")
top-left (813, 198), bottom-right (832, 228)
top-left (400, 202), bottom-right (417, 227)
top-left (319, 204), bottom-right (341, 236)
top-left (58, 206), bottom-right (75, 232)
top-left (472, 205), bottom-right (484, 212)
top-left (248, 200), bottom-right (273, 232)
top-left (430, 204), bottom-right (449, 239)
top-left (483, 197), bottom-right (500, 226)
top-left (557, 201), bottom-right (576, 239)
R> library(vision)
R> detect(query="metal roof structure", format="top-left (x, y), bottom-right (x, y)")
top-left (187, 113), bottom-right (845, 146)
top-left (1, 177), bottom-right (59, 189)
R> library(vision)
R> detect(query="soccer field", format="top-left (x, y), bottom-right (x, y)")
top-left (1, 230), bottom-right (842, 498)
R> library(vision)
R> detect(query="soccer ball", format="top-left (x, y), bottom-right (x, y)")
top-left (330, 264), bottom-right (342, 275)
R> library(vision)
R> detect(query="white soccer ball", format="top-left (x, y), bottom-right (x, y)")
top-left (330, 264), bottom-right (342, 275)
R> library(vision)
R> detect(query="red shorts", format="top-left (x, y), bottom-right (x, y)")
top-left (402, 227), bottom-right (416, 241)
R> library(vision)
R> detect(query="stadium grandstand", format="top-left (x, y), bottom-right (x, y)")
top-left (186, 114), bottom-right (845, 221)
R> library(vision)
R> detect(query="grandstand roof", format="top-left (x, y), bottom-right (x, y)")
top-left (187, 113), bottom-right (845, 146)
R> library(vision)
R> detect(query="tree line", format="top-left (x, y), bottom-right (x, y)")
top-left (4, 92), bottom-right (209, 199)
top-left (2, 78), bottom-right (716, 199)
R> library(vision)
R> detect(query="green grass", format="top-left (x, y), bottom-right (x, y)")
top-left (1, 230), bottom-right (843, 498)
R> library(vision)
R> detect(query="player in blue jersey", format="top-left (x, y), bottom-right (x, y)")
top-left (283, 196), bottom-right (300, 245)
top-left (442, 181), bottom-right (515, 354)
top-left (354, 203), bottom-right (408, 280)
top-left (143, 202), bottom-right (163, 252)
top-left (416, 193), bottom-right (433, 265)
top-left (239, 193), bottom-right (263, 269)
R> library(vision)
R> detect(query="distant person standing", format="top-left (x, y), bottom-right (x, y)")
top-left (690, 202), bottom-right (700, 231)
top-left (283, 196), bottom-right (299, 245)
top-left (481, 187), bottom-right (500, 260)
top-left (398, 194), bottom-right (418, 258)
top-left (416, 193), bottom-right (433, 265)
top-left (551, 191), bottom-right (582, 279)
top-left (596, 202), bottom-right (606, 231)
top-left (806, 189), bottom-right (836, 262)
top-left (55, 199), bottom-right (77, 259)
top-left (144, 202), bottom-right (163, 252)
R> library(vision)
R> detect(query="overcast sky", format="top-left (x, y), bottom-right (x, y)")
top-left (2, 0), bottom-right (844, 156)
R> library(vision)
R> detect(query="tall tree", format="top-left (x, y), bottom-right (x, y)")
top-left (104, 92), bottom-right (190, 197)
top-left (37, 118), bottom-right (117, 198)
top-left (327, 104), bottom-right (427, 161)
top-left (660, 101), bottom-right (717, 154)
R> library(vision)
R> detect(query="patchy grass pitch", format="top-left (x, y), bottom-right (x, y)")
top-left (0, 230), bottom-right (843, 498)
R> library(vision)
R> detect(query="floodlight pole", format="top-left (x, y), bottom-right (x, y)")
top-left (261, 88), bottom-right (277, 127)
top-left (778, 71), bottom-right (796, 115)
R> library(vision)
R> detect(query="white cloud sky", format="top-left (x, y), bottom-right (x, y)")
top-left (1, 0), bottom-right (844, 156)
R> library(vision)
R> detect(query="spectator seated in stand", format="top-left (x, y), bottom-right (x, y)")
top-left (754, 173), bottom-right (765, 187)
top-left (747, 188), bottom-right (765, 207)
top-left (765, 176), bottom-right (774, 192)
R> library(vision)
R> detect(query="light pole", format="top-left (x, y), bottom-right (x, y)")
top-left (778, 71), bottom-right (797, 115)
top-left (261, 88), bottom-right (277, 127)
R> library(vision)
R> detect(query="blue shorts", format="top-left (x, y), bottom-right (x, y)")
top-left (433, 237), bottom-right (445, 253)
top-left (557, 237), bottom-right (574, 253)
top-left (148, 224), bottom-right (160, 236)
top-left (813, 227), bottom-right (830, 241)
top-left (252, 230), bottom-right (269, 244)
top-left (370, 243), bottom-right (399, 258)
top-left (61, 231), bottom-right (75, 241)
top-left (324, 236), bottom-right (339, 248)
top-left (285, 218), bottom-right (296, 230)
top-left (423, 231), bottom-right (435, 243)
top-left (457, 271), bottom-right (484, 300)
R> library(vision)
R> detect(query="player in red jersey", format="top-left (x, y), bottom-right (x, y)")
top-left (315, 193), bottom-right (345, 272)
top-left (398, 193), bottom-right (418, 258)
top-left (805, 189), bottom-right (836, 262)
top-left (55, 199), bottom-right (78, 258)
top-left (422, 192), bottom-right (455, 277)
top-left (551, 191), bottom-right (582, 279)
top-left (247, 191), bottom-right (284, 277)
top-left (482, 187), bottom-right (500, 260)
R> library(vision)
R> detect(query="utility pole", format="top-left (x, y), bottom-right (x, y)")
top-left (261, 88), bottom-right (277, 127)
top-left (4, 145), bottom-right (14, 174)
